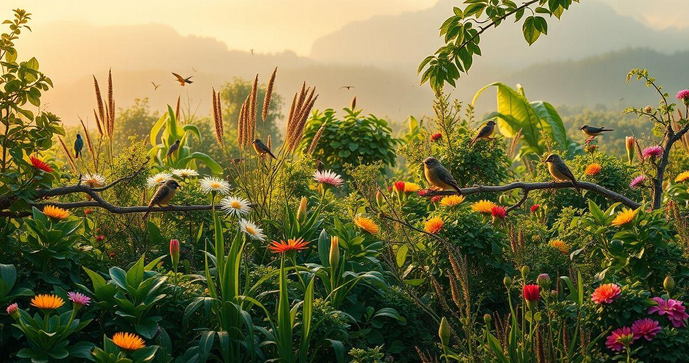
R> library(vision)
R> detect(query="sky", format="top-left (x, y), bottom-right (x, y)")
top-left (3, 0), bottom-right (688, 56)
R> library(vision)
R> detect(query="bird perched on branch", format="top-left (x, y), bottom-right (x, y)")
top-left (252, 139), bottom-right (276, 159)
top-left (166, 140), bottom-right (180, 159)
top-left (423, 157), bottom-right (462, 195)
top-left (544, 154), bottom-right (581, 194)
top-left (74, 134), bottom-right (84, 159)
top-left (172, 73), bottom-right (193, 86)
top-left (143, 179), bottom-right (181, 220)
top-left (470, 120), bottom-right (496, 146)
top-left (579, 125), bottom-right (613, 138)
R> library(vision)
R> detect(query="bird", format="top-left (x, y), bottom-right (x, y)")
top-left (580, 125), bottom-right (613, 138)
top-left (151, 82), bottom-right (160, 90)
top-left (544, 154), bottom-right (581, 194)
top-left (143, 179), bottom-right (181, 220)
top-left (423, 157), bottom-right (462, 195)
top-left (470, 120), bottom-right (496, 146)
top-left (74, 134), bottom-right (84, 159)
top-left (166, 140), bottom-right (180, 158)
top-left (340, 86), bottom-right (354, 90)
top-left (172, 73), bottom-right (193, 86)
top-left (192, 66), bottom-right (198, 72)
top-left (252, 139), bottom-right (276, 159)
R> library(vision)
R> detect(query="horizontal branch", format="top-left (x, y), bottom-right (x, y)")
top-left (423, 181), bottom-right (640, 209)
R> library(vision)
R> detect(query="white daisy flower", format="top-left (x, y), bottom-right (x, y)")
top-left (200, 176), bottom-right (231, 195)
top-left (239, 219), bottom-right (266, 241)
top-left (147, 172), bottom-right (172, 189)
top-left (81, 173), bottom-right (106, 188)
top-left (172, 168), bottom-right (199, 178)
top-left (313, 170), bottom-right (344, 188)
top-left (220, 196), bottom-right (252, 218)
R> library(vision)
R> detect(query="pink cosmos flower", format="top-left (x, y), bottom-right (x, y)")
top-left (313, 170), bottom-right (344, 188)
top-left (606, 327), bottom-right (634, 352)
top-left (676, 89), bottom-right (689, 101)
top-left (648, 297), bottom-right (689, 328)
top-left (67, 292), bottom-right (91, 307)
top-left (642, 146), bottom-right (663, 159)
top-left (6, 303), bottom-right (18, 315)
top-left (631, 318), bottom-right (661, 341)
top-left (591, 283), bottom-right (621, 305)
top-left (630, 175), bottom-right (646, 189)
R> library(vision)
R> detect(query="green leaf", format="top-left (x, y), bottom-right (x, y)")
top-left (522, 17), bottom-right (541, 45)
top-left (531, 101), bottom-right (568, 150)
top-left (396, 245), bottom-right (408, 267)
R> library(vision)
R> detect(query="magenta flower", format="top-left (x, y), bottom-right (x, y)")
top-left (676, 89), bottom-right (689, 101)
top-left (630, 175), bottom-right (646, 189)
top-left (313, 170), bottom-right (344, 188)
top-left (648, 297), bottom-right (689, 328)
top-left (632, 318), bottom-right (661, 341)
top-left (67, 292), bottom-right (91, 307)
top-left (605, 327), bottom-right (634, 352)
top-left (642, 146), bottom-right (663, 159)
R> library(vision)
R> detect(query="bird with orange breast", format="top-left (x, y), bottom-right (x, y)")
top-left (143, 179), bottom-right (181, 219)
top-left (252, 139), bottom-right (276, 159)
top-left (423, 157), bottom-right (462, 195)
top-left (470, 120), bottom-right (496, 147)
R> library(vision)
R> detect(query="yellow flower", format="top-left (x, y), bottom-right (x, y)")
top-left (354, 216), bottom-right (380, 234)
top-left (112, 332), bottom-right (146, 351)
top-left (440, 195), bottom-right (465, 207)
top-left (43, 205), bottom-right (70, 220)
top-left (549, 240), bottom-right (569, 254)
top-left (611, 208), bottom-right (638, 227)
top-left (585, 163), bottom-right (601, 176)
top-left (403, 182), bottom-right (422, 193)
top-left (30, 294), bottom-right (64, 310)
top-left (675, 171), bottom-right (689, 183)
top-left (424, 217), bottom-right (444, 234)
top-left (471, 200), bottom-right (497, 214)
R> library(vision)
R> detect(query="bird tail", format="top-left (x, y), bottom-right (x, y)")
top-left (143, 201), bottom-right (154, 221)
top-left (602, 128), bottom-right (614, 132)
top-left (267, 150), bottom-right (277, 159)
top-left (469, 137), bottom-right (479, 147)
top-left (571, 179), bottom-right (582, 196)
top-left (74, 151), bottom-right (79, 159)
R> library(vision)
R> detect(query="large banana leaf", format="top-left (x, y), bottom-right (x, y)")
top-left (177, 152), bottom-right (223, 175)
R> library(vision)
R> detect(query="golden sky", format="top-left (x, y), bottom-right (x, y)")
top-left (3, 0), bottom-right (687, 56)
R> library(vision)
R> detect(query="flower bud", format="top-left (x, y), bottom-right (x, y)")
top-left (643, 106), bottom-right (652, 113)
top-left (664, 275), bottom-right (675, 292)
top-left (329, 236), bottom-right (340, 268)
top-left (626, 136), bottom-right (635, 164)
top-left (536, 273), bottom-right (551, 289)
top-left (483, 313), bottom-right (492, 324)
top-left (376, 191), bottom-right (383, 208)
top-left (296, 197), bottom-right (308, 222)
top-left (550, 290), bottom-right (558, 299)
top-left (503, 276), bottom-right (512, 288)
top-left (6, 303), bottom-right (20, 320)
top-left (169, 239), bottom-right (180, 270)
top-left (521, 266), bottom-right (530, 279)
top-left (438, 317), bottom-right (451, 346)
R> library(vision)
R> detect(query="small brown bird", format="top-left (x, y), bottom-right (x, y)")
top-left (172, 73), bottom-right (193, 86)
top-left (143, 179), bottom-right (181, 219)
top-left (340, 86), bottom-right (355, 90)
top-left (580, 125), bottom-right (613, 138)
top-left (252, 139), bottom-right (276, 159)
top-left (470, 120), bottom-right (496, 146)
top-left (544, 154), bottom-right (581, 194)
top-left (151, 82), bottom-right (160, 90)
top-left (423, 157), bottom-right (462, 195)
top-left (166, 140), bottom-right (180, 158)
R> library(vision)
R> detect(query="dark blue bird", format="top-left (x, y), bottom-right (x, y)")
top-left (74, 134), bottom-right (84, 159)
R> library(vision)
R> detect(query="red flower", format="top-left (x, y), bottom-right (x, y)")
top-left (591, 283), bottom-right (621, 304)
top-left (430, 195), bottom-right (442, 203)
top-left (268, 238), bottom-right (309, 254)
top-left (430, 133), bottom-right (442, 142)
top-left (530, 204), bottom-right (539, 212)
top-left (417, 189), bottom-right (429, 197)
top-left (30, 156), bottom-right (53, 173)
top-left (393, 181), bottom-right (405, 192)
top-left (606, 327), bottom-right (634, 352)
top-left (491, 206), bottom-right (506, 219)
top-left (631, 318), bottom-right (661, 341)
top-left (523, 284), bottom-right (540, 302)
top-left (108, 252), bottom-right (115, 258)
top-left (95, 235), bottom-right (105, 242)
top-left (84, 208), bottom-right (93, 215)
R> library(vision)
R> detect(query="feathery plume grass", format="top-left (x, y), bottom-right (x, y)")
top-left (79, 118), bottom-right (96, 158)
top-left (284, 83), bottom-right (318, 152)
top-left (306, 120), bottom-right (327, 155)
top-left (249, 74), bottom-right (258, 140)
top-left (263, 67), bottom-right (277, 122)
top-left (351, 96), bottom-right (356, 110)
top-left (175, 95), bottom-right (181, 122)
top-left (212, 88), bottom-right (224, 148)
top-left (287, 93), bottom-right (297, 132)
top-left (57, 136), bottom-right (77, 173)
top-left (93, 109), bottom-right (103, 137)
top-left (93, 76), bottom-right (105, 136)
top-left (267, 135), bottom-right (272, 150)
top-left (107, 69), bottom-right (114, 137)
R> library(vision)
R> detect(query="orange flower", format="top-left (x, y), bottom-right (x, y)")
top-left (611, 208), bottom-right (638, 227)
top-left (30, 156), bottom-right (53, 173)
top-left (591, 283), bottom-right (621, 304)
top-left (43, 205), bottom-right (70, 220)
top-left (403, 182), bottom-right (421, 193)
top-left (354, 216), bottom-right (379, 234)
top-left (440, 195), bottom-right (465, 207)
top-left (424, 217), bottom-right (444, 234)
top-left (268, 238), bottom-right (309, 254)
top-left (471, 200), bottom-right (497, 214)
top-left (585, 163), bottom-right (601, 176)
top-left (30, 294), bottom-right (64, 310)
top-left (549, 240), bottom-right (569, 254)
top-left (112, 332), bottom-right (146, 350)
top-left (675, 171), bottom-right (689, 183)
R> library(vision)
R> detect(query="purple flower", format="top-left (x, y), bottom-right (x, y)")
top-left (642, 146), bottom-right (663, 159)
top-left (632, 318), bottom-right (661, 341)
top-left (67, 292), bottom-right (91, 307)
top-left (630, 175), bottom-right (646, 189)
top-left (676, 89), bottom-right (689, 100)
top-left (648, 297), bottom-right (689, 328)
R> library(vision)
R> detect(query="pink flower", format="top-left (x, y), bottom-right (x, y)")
top-left (67, 292), bottom-right (91, 307)
top-left (417, 189), bottom-right (429, 197)
top-left (630, 175), bottom-right (646, 189)
top-left (606, 327), bottom-right (634, 352)
top-left (430, 133), bottom-right (442, 142)
top-left (6, 303), bottom-right (18, 315)
top-left (491, 206), bottom-right (506, 219)
top-left (430, 195), bottom-right (442, 203)
top-left (591, 283), bottom-right (621, 305)
top-left (676, 89), bottom-right (689, 101)
top-left (642, 146), bottom-right (663, 159)
top-left (530, 204), bottom-right (539, 212)
top-left (632, 318), bottom-right (661, 341)
top-left (313, 170), bottom-right (344, 188)
top-left (648, 297), bottom-right (689, 328)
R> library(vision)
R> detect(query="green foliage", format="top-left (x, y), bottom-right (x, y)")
top-left (301, 108), bottom-right (399, 175)
top-left (91, 334), bottom-right (158, 363)
top-left (0, 263), bottom-right (32, 307)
